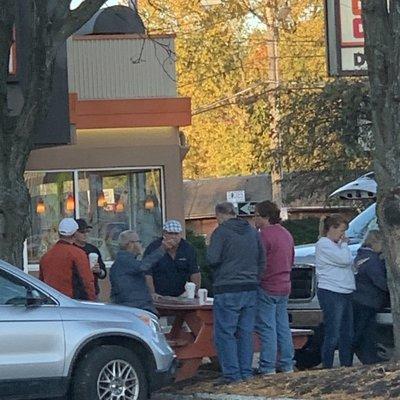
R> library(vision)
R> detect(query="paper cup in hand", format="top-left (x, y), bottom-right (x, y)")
top-left (184, 282), bottom-right (196, 299)
top-left (88, 253), bottom-right (99, 268)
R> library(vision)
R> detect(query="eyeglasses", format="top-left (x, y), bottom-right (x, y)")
top-left (130, 240), bottom-right (142, 244)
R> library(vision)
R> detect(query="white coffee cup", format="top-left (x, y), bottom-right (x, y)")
top-left (88, 253), bottom-right (99, 268)
top-left (184, 282), bottom-right (196, 299)
top-left (198, 288), bottom-right (208, 305)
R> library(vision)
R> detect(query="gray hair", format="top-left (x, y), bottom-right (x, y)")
top-left (118, 230), bottom-right (138, 250)
top-left (215, 202), bottom-right (237, 216)
top-left (363, 230), bottom-right (382, 249)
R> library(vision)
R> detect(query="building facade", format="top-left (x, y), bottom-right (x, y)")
top-left (24, 9), bottom-right (191, 277)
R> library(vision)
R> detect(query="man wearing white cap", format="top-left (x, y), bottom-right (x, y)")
top-left (144, 219), bottom-right (201, 297)
top-left (39, 218), bottom-right (96, 301)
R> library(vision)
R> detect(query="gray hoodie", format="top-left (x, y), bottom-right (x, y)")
top-left (207, 218), bottom-right (265, 294)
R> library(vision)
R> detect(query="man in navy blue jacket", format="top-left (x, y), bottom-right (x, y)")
top-left (352, 230), bottom-right (388, 364)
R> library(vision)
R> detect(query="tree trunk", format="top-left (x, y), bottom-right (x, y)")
top-left (0, 0), bottom-right (107, 267)
top-left (0, 172), bottom-right (30, 267)
top-left (362, 0), bottom-right (400, 359)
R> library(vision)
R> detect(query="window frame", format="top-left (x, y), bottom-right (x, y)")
top-left (24, 166), bottom-right (165, 272)
top-left (0, 269), bottom-right (58, 307)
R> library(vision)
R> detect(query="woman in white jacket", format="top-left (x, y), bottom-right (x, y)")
top-left (315, 214), bottom-right (355, 368)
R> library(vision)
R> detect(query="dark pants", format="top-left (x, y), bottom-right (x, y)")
top-left (317, 288), bottom-right (353, 368)
top-left (352, 301), bottom-right (381, 364)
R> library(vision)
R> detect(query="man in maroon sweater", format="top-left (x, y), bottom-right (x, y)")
top-left (254, 200), bottom-right (295, 375)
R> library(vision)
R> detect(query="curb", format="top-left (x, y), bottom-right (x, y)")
top-left (152, 392), bottom-right (299, 400)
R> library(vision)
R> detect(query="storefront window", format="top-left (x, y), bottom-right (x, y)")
top-left (78, 169), bottom-right (162, 261)
top-left (25, 171), bottom-right (75, 263)
top-left (25, 168), bottom-right (163, 264)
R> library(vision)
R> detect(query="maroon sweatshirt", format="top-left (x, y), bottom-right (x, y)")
top-left (259, 224), bottom-right (294, 296)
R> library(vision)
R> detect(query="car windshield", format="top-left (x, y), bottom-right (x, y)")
top-left (346, 203), bottom-right (376, 240)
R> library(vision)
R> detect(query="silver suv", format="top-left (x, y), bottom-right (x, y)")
top-left (0, 260), bottom-right (176, 400)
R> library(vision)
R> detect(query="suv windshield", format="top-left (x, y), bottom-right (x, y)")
top-left (346, 203), bottom-right (376, 240)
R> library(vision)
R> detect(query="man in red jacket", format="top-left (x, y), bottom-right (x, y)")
top-left (254, 200), bottom-right (295, 375)
top-left (40, 218), bottom-right (96, 301)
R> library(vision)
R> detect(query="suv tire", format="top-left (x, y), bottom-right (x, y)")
top-left (72, 345), bottom-right (148, 400)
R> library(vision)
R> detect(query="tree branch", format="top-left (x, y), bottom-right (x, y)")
top-left (54, 0), bottom-right (107, 43)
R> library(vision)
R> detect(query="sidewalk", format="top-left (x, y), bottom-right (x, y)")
top-left (151, 361), bottom-right (400, 400)
top-left (152, 393), bottom-right (298, 400)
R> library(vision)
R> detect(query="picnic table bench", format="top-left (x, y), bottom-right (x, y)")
top-left (155, 297), bottom-right (313, 382)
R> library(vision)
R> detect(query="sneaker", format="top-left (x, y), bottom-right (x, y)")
top-left (213, 377), bottom-right (239, 387)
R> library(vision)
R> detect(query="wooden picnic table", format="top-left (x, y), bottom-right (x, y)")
top-left (155, 297), bottom-right (313, 382)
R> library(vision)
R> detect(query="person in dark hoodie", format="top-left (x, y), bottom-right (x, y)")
top-left (207, 202), bottom-right (265, 385)
top-left (110, 230), bottom-right (174, 314)
top-left (352, 230), bottom-right (388, 364)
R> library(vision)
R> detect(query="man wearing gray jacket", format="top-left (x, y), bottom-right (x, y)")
top-left (207, 202), bottom-right (265, 385)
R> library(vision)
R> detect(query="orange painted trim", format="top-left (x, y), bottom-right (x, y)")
top-left (73, 33), bottom-right (176, 41)
top-left (69, 93), bottom-right (191, 129)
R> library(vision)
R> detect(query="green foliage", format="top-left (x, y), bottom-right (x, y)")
top-left (250, 79), bottom-right (373, 175)
top-left (185, 229), bottom-right (214, 294)
top-left (282, 218), bottom-right (320, 245)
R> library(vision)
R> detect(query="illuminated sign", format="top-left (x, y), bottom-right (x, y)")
top-left (325, 0), bottom-right (367, 76)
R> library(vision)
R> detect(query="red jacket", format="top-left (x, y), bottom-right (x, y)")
top-left (39, 240), bottom-right (96, 301)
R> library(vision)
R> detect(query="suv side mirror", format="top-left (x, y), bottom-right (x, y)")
top-left (26, 288), bottom-right (43, 307)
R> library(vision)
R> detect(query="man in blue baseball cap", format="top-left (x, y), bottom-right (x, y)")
top-left (144, 219), bottom-right (201, 298)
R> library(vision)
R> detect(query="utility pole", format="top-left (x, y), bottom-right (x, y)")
top-left (266, 6), bottom-right (283, 208)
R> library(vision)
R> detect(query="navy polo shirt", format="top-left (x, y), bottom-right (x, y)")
top-left (144, 238), bottom-right (199, 296)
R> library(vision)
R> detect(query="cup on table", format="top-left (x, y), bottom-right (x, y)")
top-left (184, 282), bottom-right (196, 299)
top-left (198, 288), bottom-right (208, 305)
top-left (88, 253), bottom-right (99, 269)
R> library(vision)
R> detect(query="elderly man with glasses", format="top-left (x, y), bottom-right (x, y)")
top-left (110, 230), bottom-right (175, 314)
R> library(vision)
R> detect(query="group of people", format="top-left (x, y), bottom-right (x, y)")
top-left (208, 201), bottom-right (295, 385)
top-left (38, 200), bottom-right (296, 385)
top-left (38, 203), bottom-right (386, 384)
top-left (39, 217), bottom-right (201, 308)
top-left (315, 214), bottom-right (388, 368)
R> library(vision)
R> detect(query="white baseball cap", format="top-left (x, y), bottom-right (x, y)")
top-left (58, 218), bottom-right (79, 236)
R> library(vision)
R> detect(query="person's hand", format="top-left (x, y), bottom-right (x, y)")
top-left (161, 237), bottom-right (175, 251)
top-left (91, 263), bottom-right (101, 274)
top-left (152, 293), bottom-right (162, 301)
top-left (340, 235), bottom-right (349, 244)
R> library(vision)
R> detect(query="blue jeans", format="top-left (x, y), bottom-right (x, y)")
top-left (213, 290), bottom-right (257, 381)
top-left (317, 288), bottom-right (353, 368)
top-left (256, 289), bottom-right (294, 373)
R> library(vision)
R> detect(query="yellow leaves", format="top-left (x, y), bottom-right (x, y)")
top-left (140, 0), bottom-right (329, 178)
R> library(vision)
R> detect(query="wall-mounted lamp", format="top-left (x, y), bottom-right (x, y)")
top-left (144, 195), bottom-right (155, 210)
top-left (36, 198), bottom-right (45, 214)
top-left (115, 200), bottom-right (125, 213)
top-left (97, 191), bottom-right (107, 207)
top-left (65, 193), bottom-right (75, 212)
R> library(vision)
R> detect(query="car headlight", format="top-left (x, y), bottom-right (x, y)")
top-left (138, 314), bottom-right (160, 333)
